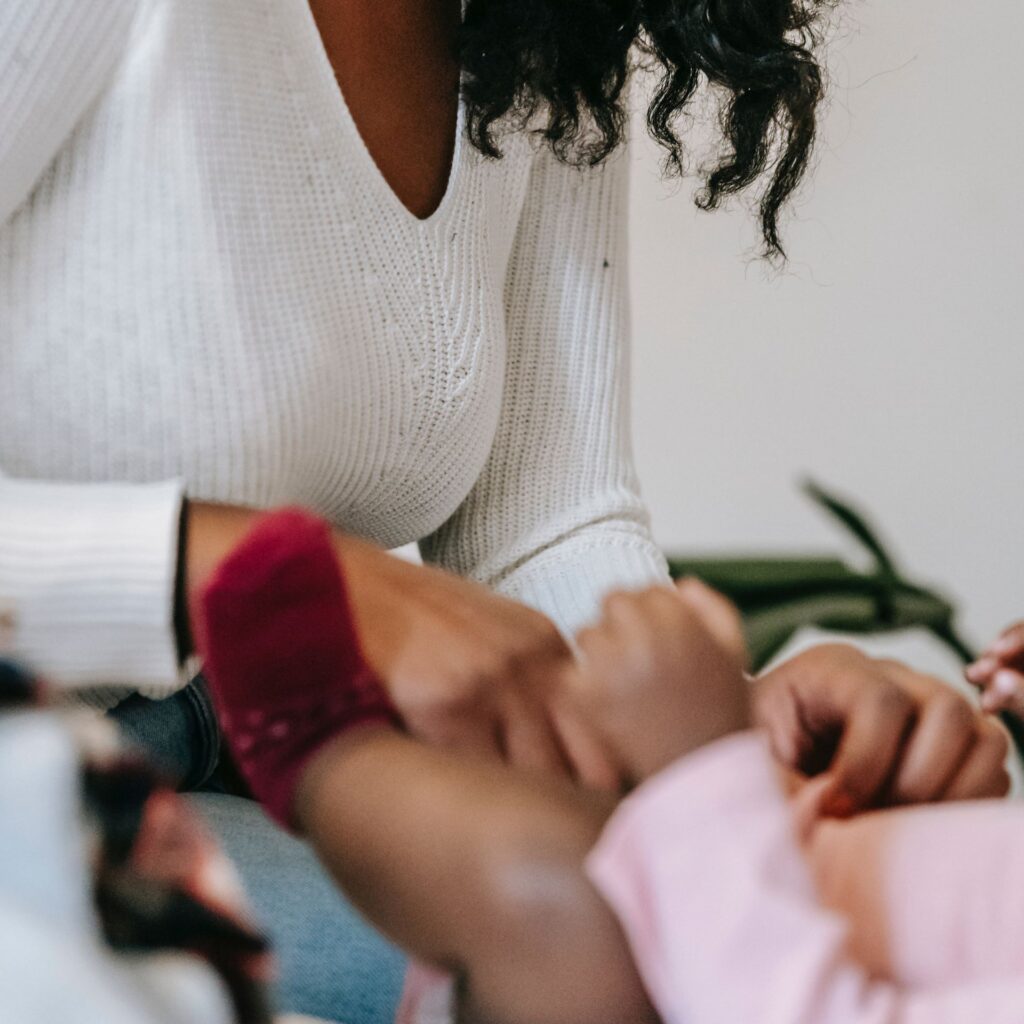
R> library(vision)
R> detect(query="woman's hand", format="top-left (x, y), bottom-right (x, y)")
top-left (567, 579), bottom-right (752, 785)
top-left (185, 503), bottom-right (620, 789)
top-left (966, 622), bottom-right (1024, 715)
top-left (335, 532), bottom-right (623, 789)
top-left (756, 643), bottom-right (1011, 815)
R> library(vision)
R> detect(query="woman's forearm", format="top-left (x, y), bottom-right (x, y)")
top-left (185, 503), bottom-right (601, 785)
top-left (293, 727), bottom-right (654, 1024)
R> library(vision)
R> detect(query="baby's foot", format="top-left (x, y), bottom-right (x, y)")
top-left (195, 508), bottom-right (399, 829)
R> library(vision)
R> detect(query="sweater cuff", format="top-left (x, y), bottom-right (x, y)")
top-left (495, 532), bottom-right (670, 639)
top-left (0, 476), bottom-right (185, 691)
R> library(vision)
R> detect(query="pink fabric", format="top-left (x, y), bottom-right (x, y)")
top-left (586, 732), bottom-right (1024, 1024)
top-left (808, 793), bottom-right (1024, 989)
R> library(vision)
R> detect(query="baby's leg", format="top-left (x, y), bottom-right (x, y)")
top-left (807, 799), bottom-right (1024, 988)
top-left (294, 727), bottom-right (653, 1024)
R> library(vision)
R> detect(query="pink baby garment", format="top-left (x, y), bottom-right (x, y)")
top-left (587, 732), bottom-right (1024, 1024)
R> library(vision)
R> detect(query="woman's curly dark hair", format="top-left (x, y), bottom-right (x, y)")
top-left (459, 0), bottom-right (831, 258)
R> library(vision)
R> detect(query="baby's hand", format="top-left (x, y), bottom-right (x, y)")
top-left (566, 579), bottom-right (751, 785)
top-left (966, 622), bottom-right (1024, 715)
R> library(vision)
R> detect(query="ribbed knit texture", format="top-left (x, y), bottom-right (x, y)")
top-left (0, 0), bottom-right (669, 700)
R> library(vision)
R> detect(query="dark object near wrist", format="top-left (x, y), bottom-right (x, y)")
top-left (173, 497), bottom-right (192, 664)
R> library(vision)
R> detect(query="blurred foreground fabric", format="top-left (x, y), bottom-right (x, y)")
top-left (0, 659), bottom-right (272, 1023)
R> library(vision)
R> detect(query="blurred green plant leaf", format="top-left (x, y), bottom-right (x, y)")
top-left (666, 480), bottom-right (1024, 758)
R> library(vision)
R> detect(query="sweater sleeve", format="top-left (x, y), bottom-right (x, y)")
top-left (0, 0), bottom-right (138, 225)
top-left (420, 145), bottom-right (669, 636)
top-left (0, 3), bottom-right (188, 695)
top-left (0, 473), bottom-right (185, 692)
top-left (586, 732), bottom-right (1024, 1024)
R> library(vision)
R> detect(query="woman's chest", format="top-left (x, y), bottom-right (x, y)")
top-left (307, 0), bottom-right (464, 222)
top-left (0, 0), bottom-right (538, 546)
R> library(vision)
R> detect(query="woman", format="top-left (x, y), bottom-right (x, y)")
top-left (0, 0), bottom-right (1007, 1019)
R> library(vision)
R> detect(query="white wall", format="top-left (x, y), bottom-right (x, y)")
top-left (628, 0), bottom-right (1024, 678)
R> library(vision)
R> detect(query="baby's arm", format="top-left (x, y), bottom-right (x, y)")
top-left (293, 727), bottom-right (654, 1024)
top-left (587, 731), bottom-right (1024, 1024)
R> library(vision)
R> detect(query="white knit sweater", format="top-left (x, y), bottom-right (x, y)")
top-left (0, 0), bottom-right (669, 701)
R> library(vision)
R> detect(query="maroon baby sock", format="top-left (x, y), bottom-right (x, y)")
top-left (194, 508), bottom-right (399, 830)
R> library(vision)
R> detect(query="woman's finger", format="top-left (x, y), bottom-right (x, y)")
top-left (943, 722), bottom-right (1012, 801)
top-left (887, 690), bottom-right (976, 804)
top-left (752, 678), bottom-right (809, 770)
top-left (826, 680), bottom-right (916, 812)
top-left (868, 659), bottom-right (1007, 805)
top-left (550, 695), bottom-right (624, 793)
top-left (499, 694), bottom-right (572, 777)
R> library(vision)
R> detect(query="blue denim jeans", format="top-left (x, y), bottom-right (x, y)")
top-left (108, 678), bottom-right (408, 1023)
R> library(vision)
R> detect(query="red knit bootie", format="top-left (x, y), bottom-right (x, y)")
top-left (194, 509), bottom-right (399, 830)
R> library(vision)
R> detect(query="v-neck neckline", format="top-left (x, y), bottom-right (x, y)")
top-left (293, 0), bottom-right (466, 227)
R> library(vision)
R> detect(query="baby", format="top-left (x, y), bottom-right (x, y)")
top-left (197, 510), bottom-right (1024, 1024)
